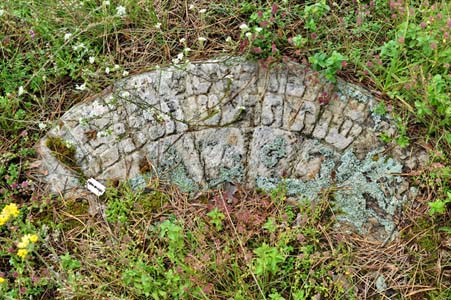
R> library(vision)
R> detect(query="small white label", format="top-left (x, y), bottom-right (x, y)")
top-left (86, 178), bottom-right (106, 196)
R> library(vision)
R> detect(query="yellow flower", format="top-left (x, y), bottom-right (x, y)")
top-left (29, 234), bottom-right (38, 243)
top-left (0, 203), bottom-right (20, 226)
top-left (5, 203), bottom-right (19, 217)
top-left (2, 203), bottom-right (19, 217)
top-left (17, 249), bottom-right (28, 258)
top-left (0, 277), bottom-right (5, 284)
top-left (17, 233), bottom-right (39, 248)
top-left (17, 249), bottom-right (28, 259)
top-left (0, 215), bottom-right (8, 226)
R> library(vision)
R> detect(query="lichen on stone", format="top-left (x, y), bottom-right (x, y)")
top-left (129, 174), bottom-right (147, 190)
top-left (167, 164), bottom-right (199, 192)
top-left (207, 155), bottom-right (244, 188)
top-left (336, 80), bottom-right (371, 104)
top-left (151, 147), bottom-right (199, 193)
top-left (334, 149), bottom-right (403, 233)
top-left (257, 147), bottom-right (405, 235)
top-left (260, 137), bottom-right (287, 168)
top-left (35, 58), bottom-right (423, 239)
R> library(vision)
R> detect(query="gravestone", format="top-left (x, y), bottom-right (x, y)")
top-left (35, 57), bottom-right (426, 240)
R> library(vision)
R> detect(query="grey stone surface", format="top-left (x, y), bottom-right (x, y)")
top-left (35, 57), bottom-right (426, 240)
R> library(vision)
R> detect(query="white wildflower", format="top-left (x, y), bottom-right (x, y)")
top-left (183, 47), bottom-right (191, 53)
top-left (177, 52), bottom-right (184, 60)
top-left (154, 22), bottom-right (161, 29)
top-left (122, 70), bottom-right (129, 76)
top-left (64, 33), bottom-right (72, 41)
top-left (72, 43), bottom-right (85, 51)
top-left (172, 58), bottom-right (180, 65)
top-left (237, 106), bottom-right (246, 111)
top-left (179, 37), bottom-right (186, 44)
top-left (198, 37), bottom-right (206, 48)
top-left (38, 122), bottom-right (47, 130)
top-left (75, 83), bottom-right (86, 91)
top-left (199, 8), bottom-right (206, 14)
top-left (0, 9), bottom-right (4, 17)
top-left (64, 140), bottom-right (73, 148)
top-left (105, 67), bottom-right (110, 74)
top-left (88, 56), bottom-right (95, 64)
top-left (245, 32), bottom-right (252, 38)
top-left (239, 23), bottom-right (249, 31)
top-left (114, 64), bottom-right (120, 70)
top-left (103, 1), bottom-right (110, 5)
top-left (18, 86), bottom-right (24, 96)
top-left (116, 5), bottom-right (126, 17)
top-left (120, 91), bottom-right (130, 98)
top-left (225, 36), bottom-right (233, 43)
top-left (255, 27), bottom-right (263, 33)
top-left (189, 4), bottom-right (195, 10)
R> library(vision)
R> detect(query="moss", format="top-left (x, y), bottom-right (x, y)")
top-left (135, 190), bottom-right (170, 213)
top-left (46, 136), bottom-right (79, 171)
top-left (417, 235), bottom-right (439, 253)
top-left (408, 218), bottom-right (440, 253)
top-left (60, 200), bottom-right (90, 232)
top-left (46, 136), bottom-right (87, 184)
top-left (33, 198), bottom-right (57, 227)
top-left (65, 199), bottom-right (89, 215)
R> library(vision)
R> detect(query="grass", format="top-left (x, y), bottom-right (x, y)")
top-left (1, 0), bottom-right (451, 299)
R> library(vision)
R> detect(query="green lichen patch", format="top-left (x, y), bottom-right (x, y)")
top-left (257, 147), bottom-right (405, 237)
top-left (260, 137), bottom-right (287, 168)
top-left (151, 147), bottom-right (200, 193)
top-left (207, 153), bottom-right (244, 188)
top-left (168, 164), bottom-right (199, 193)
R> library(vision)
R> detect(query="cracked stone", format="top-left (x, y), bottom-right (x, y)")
top-left (100, 147), bottom-right (119, 168)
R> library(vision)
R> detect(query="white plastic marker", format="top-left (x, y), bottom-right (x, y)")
top-left (86, 178), bottom-right (106, 196)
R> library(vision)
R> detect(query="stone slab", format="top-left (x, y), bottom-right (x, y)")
top-left (34, 57), bottom-right (427, 240)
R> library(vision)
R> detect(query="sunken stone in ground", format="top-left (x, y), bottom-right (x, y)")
top-left (35, 57), bottom-right (426, 240)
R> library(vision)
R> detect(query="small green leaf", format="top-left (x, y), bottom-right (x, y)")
top-left (396, 135), bottom-right (410, 148)
top-left (428, 200), bottom-right (446, 216)
top-left (438, 227), bottom-right (451, 234)
top-left (263, 218), bottom-right (277, 233)
top-left (373, 102), bottom-right (387, 116)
